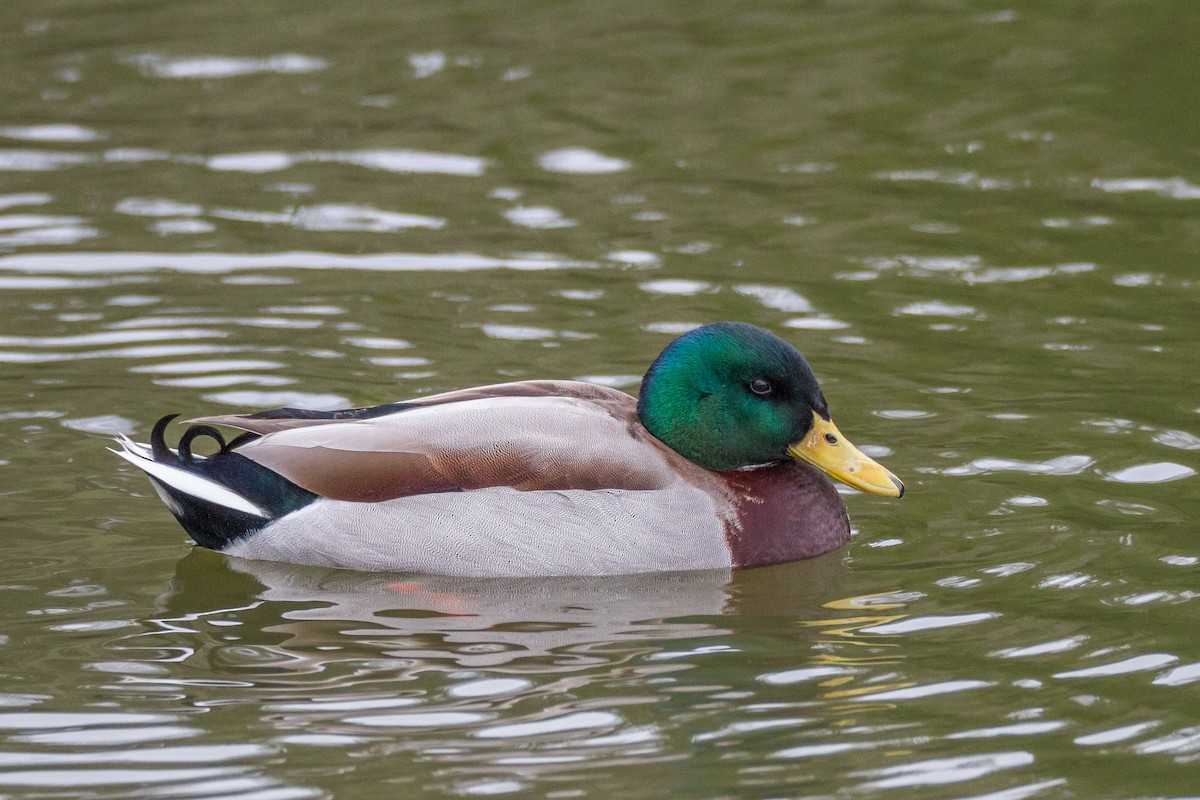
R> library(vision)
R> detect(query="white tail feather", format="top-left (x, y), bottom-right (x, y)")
top-left (114, 432), bottom-right (153, 459)
top-left (111, 440), bottom-right (268, 518)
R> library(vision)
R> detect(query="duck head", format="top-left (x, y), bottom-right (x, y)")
top-left (638, 322), bottom-right (903, 497)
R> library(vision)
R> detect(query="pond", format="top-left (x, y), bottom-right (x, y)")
top-left (1, 2), bottom-right (1197, 797)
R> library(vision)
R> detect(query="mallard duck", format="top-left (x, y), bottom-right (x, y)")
top-left (114, 322), bottom-right (902, 576)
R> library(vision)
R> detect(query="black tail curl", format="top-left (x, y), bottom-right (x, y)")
top-left (147, 414), bottom-right (317, 550)
top-left (151, 414), bottom-right (258, 462)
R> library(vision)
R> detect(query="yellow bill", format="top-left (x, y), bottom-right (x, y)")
top-left (787, 413), bottom-right (904, 497)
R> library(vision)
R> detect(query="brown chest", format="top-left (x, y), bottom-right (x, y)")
top-left (718, 461), bottom-right (851, 568)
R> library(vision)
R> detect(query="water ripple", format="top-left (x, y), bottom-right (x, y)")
top-left (734, 284), bottom-right (814, 313)
top-left (991, 636), bottom-right (1088, 659)
top-left (0, 125), bottom-right (105, 143)
top-left (206, 149), bottom-right (488, 176)
top-left (14, 725), bottom-right (201, 746)
top-left (62, 415), bottom-right (136, 435)
top-left (408, 51), bottom-right (446, 79)
top-left (111, 315), bottom-right (324, 331)
top-left (968, 263), bottom-right (1097, 284)
top-left (949, 721), bottom-right (1067, 739)
top-left (0, 343), bottom-right (238, 364)
top-left (503, 205), bottom-right (575, 229)
top-left (1054, 653), bottom-right (1178, 679)
top-left (0, 214), bottom-right (97, 246)
top-left (153, 219), bottom-right (215, 235)
top-left (639, 279), bottom-right (712, 296)
top-left (211, 204), bottom-right (445, 232)
top-left (115, 198), bottom-right (204, 217)
top-left (158, 375), bottom-right (295, 389)
top-left (1133, 726), bottom-right (1200, 755)
top-left (127, 53), bottom-right (328, 79)
top-left (0, 767), bottom-right (243, 788)
top-left (130, 358), bottom-right (286, 374)
top-left (345, 711), bottom-right (490, 728)
top-left (0, 192), bottom-right (53, 210)
top-left (774, 741), bottom-right (874, 759)
top-left (0, 712), bottom-right (176, 729)
top-left (480, 324), bottom-right (556, 341)
top-left (448, 678), bottom-right (531, 698)
top-left (0, 743), bottom-right (268, 766)
top-left (0, 213), bottom-right (88, 231)
top-left (1153, 430), bottom-right (1200, 450)
top-left (0, 329), bottom-right (224, 347)
top-left (859, 613), bottom-right (998, 635)
top-left (202, 391), bottom-right (350, 410)
top-left (853, 680), bottom-right (995, 702)
top-left (1091, 177), bottom-right (1200, 200)
top-left (0, 150), bottom-right (94, 171)
top-left (0, 251), bottom-right (594, 274)
top-left (1074, 721), bottom-right (1160, 746)
top-left (759, 666), bottom-right (858, 685)
top-left (537, 148), bottom-right (630, 174)
top-left (872, 169), bottom-right (1013, 190)
top-left (1103, 462), bottom-right (1195, 484)
top-left (477, 711), bottom-right (621, 739)
top-left (895, 301), bottom-right (982, 318)
top-left (854, 751), bottom-right (1033, 789)
top-left (784, 316), bottom-right (851, 330)
top-left (934, 455), bottom-right (1094, 477)
top-left (857, 255), bottom-right (1094, 285)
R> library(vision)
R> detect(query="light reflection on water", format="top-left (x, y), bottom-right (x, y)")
top-left (5, 538), bottom-right (1200, 796)
top-left (1, 0), bottom-right (1199, 797)
top-left (11, 549), bottom-right (1197, 797)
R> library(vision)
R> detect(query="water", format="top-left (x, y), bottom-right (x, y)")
top-left (1, 1), bottom-right (1198, 797)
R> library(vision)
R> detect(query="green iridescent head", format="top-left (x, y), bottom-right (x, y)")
top-left (637, 322), bottom-right (829, 471)
top-left (637, 322), bottom-right (904, 497)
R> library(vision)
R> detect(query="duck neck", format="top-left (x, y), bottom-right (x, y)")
top-left (719, 461), bottom-right (850, 567)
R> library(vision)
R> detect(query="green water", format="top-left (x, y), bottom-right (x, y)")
top-left (1, 1), bottom-right (1198, 797)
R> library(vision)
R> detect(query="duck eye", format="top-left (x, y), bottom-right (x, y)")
top-left (749, 378), bottom-right (773, 395)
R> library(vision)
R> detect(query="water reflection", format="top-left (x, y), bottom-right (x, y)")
top-left (206, 149), bottom-right (489, 176)
top-left (118, 551), bottom-right (865, 685)
top-left (0, 251), bottom-right (595, 274)
top-left (210, 204), bottom-right (446, 232)
top-left (537, 148), bottom-right (631, 174)
top-left (126, 53), bottom-right (329, 79)
top-left (1091, 177), bottom-right (1200, 200)
top-left (4, 0), bottom-right (1200, 795)
top-left (169, 555), bottom-right (739, 673)
top-left (0, 125), bottom-right (106, 143)
top-left (47, 553), bottom-right (910, 794)
top-left (0, 150), bottom-right (93, 170)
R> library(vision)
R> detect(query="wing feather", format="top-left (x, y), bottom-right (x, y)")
top-left (215, 382), bottom-right (682, 502)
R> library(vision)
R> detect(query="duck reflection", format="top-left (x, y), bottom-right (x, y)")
top-left (158, 547), bottom-right (851, 675)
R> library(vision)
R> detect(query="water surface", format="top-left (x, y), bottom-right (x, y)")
top-left (1, 2), bottom-right (1198, 798)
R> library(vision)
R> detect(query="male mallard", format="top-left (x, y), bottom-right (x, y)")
top-left (114, 322), bottom-right (903, 576)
